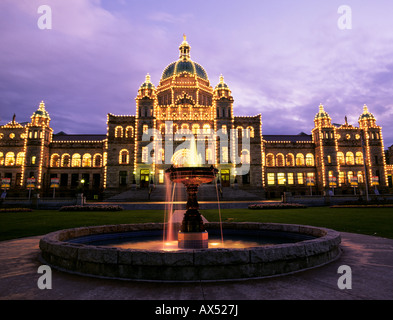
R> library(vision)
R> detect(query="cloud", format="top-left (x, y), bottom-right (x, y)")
top-left (0, 0), bottom-right (392, 146)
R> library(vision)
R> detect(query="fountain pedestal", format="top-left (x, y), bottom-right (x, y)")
top-left (166, 165), bottom-right (218, 249)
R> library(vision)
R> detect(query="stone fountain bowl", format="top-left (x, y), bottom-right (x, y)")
top-left (165, 165), bottom-right (218, 185)
top-left (39, 222), bottom-right (341, 282)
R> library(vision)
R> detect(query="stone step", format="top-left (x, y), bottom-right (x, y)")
top-left (106, 184), bottom-right (265, 202)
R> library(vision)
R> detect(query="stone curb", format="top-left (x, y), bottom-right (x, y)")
top-left (39, 223), bottom-right (341, 281)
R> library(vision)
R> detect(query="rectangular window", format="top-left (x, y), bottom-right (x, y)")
top-left (71, 174), bottom-right (79, 187)
top-left (93, 174), bottom-right (101, 188)
top-left (267, 173), bottom-right (275, 185)
top-left (287, 173), bottom-right (294, 185)
top-left (158, 170), bottom-right (164, 184)
top-left (82, 173), bottom-right (90, 187)
top-left (297, 173), bottom-right (304, 185)
top-left (277, 173), bottom-right (285, 185)
top-left (60, 174), bottom-right (68, 187)
top-left (307, 172), bottom-right (315, 179)
top-left (119, 171), bottom-right (127, 186)
top-left (339, 172), bottom-right (345, 184)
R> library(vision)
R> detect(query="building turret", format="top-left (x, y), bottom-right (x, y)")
top-left (314, 104), bottom-right (331, 127)
top-left (358, 104), bottom-right (377, 128)
top-left (31, 100), bottom-right (51, 126)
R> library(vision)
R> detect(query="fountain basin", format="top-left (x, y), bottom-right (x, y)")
top-left (39, 222), bottom-right (341, 281)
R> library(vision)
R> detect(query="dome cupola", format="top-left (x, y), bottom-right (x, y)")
top-left (160, 35), bottom-right (209, 82)
top-left (314, 104), bottom-right (331, 127)
top-left (358, 104), bottom-right (376, 128)
top-left (137, 73), bottom-right (156, 99)
top-left (31, 100), bottom-right (50, 126)
top-left (214, 75), bottom-right (232, 99)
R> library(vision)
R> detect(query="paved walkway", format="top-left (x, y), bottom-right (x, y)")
top-left (0, 232), bottom-right (392, 300)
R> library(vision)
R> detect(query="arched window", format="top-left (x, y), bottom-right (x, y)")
top-left (61, 154), bottom-right (70, 167)
top-left (286, 153), bottom-right (294, 166)
top-left (143, 124), bottom-right (149, 134)
top-left (192, 124), bottom-right (200, 135)
top-left (125, 126), bottom-right (134, 138)
top-left (346, 152), bottom-right (354, 165)
top-left (355, 152), bottom-right (363, 165)
top-left (203, 124), bottom-right (211, 134)
top-left (246, 126), bottom-right (255, 138)
top-left (306, 153), bottom-right (314, 166)
top-left (276, 153), bottom-right (284, 167)
top-left (337, 152), bottom-right (345, 165)
top-left (296, 153), bottom-right (305, 166)
top-left (50, 154), bottom-right (60, 167)
top-left (0, 152), bottom-right (4, 166)
top-left (82, 154), bottom-right (92, 167)
top-left (173, 123), bottom-right (178, 134)
top-left (357, 171), bottom-right (364, 183)
top-left (119, 149), bottom-right (129, 164)
top-left (266, 153), bottom-right (275, 167)
top-left (115, 126), bottom-right (123, 138)
top-left (16, 152), bottom-right (25, 166)
top-left (241, 149), bottom-right (250, 164)
top-left (93, 154), bottom-right (102, 167)
top-left (221, 125), bottom-right (227, 134)
top-left (158, 149), bottom-right (165, 163)
top-left (236, 126), bottom-right (243, 138)
top-left (181, 123), bottom-right (189, 134)
top-left (5, 152), bottom-right (15, 166)
top-left (347, 171), bottom-right (354, 184)
top-left (72, 154), bottom-right (81, 167)
top-left (206, 148), bottom-right (213, 163)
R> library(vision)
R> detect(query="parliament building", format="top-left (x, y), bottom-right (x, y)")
top-left (1, 37), bottom-right (392, 199)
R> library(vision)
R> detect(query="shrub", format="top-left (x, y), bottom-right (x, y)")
top-left (58, 205), bottom-right (124, 212)
top-left (248, 203), bottom-right (307, 210)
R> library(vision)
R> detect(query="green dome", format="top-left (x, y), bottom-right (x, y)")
top-left (139, 74), bottom-right (155, 90)
top-left (215, 75), bottom-right (230, 90)
top-left (161, 60), bottom-right (208, 81)
top-left (32, 101), bottom-right (50, 119)
top-left (161, 35), bottom-right (208, 81)
top-left (314, 104), bottom-right (330, 120)
top-left (358, 105), bottom-right (375, 121)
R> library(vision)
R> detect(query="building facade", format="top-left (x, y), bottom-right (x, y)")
top-left (0, 37), bottom-right (391, 198)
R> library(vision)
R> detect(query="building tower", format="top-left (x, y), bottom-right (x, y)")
top-left (358, 105), bottom-right (388, 188)
top-left (312, 104), bottom-right (337, 191)
top-left (24, 101), bottom-right (53, 190)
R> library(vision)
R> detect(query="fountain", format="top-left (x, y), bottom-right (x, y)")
top-left (39, 145), bottom-right (342, 281)
top-left (165, 165), bottom-right (218, 249)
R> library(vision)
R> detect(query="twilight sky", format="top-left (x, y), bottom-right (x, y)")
top-left (1, 0), bottom-right (393, 147)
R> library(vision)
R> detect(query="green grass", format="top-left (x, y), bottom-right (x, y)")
top-left (0, 210), bottom-right (164, 241)
top-left (0, 207), bottom-right (392, 241)
top-left (202, 207), bottom-right (393, 239)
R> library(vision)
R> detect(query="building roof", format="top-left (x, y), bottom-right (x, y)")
top-left (161, 36), bottom-right (209, 81)
top-left (264, 133), bottom-right (313, 143)
top-left (52, 132), bottom-right (106, 142)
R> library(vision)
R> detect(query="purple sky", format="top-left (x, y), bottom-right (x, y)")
top-left (1, 0), bottom-right (393, 147)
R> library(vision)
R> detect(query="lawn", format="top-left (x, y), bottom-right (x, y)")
top-left (0, 207), bottom-right (392, 241)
